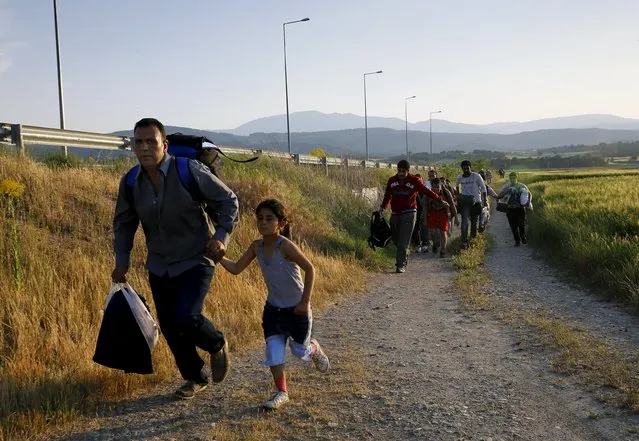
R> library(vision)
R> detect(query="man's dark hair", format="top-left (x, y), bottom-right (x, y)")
top-left (134, 118), bottom-right (166, 139)
top-left (397, 159), bottom-right (410, 170)
top-left (460, 159), bottom-right (471, 168)
top-left (430, 177), bottom-right (441, 186)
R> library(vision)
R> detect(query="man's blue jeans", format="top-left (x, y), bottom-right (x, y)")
top-left (149, 264), bottom-right (225, 383)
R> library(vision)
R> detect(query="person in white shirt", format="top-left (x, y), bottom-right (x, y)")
top-left (455, 160), bottom-right (487, 249)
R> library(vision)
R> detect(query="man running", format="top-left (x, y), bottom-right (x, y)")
top-left (379, 160), bottom-right (446, 273)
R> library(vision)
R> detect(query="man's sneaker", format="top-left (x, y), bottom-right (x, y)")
top-left (210, 340), bottom-right (230, 383)
top-left (521, 237), bottom-right (528, 245)
top-left (175, 381), bottom-right (208, 400)
top-left (514, 242), bottom-right (521, 247)
top-left (423, 246), bottom-right (429, 253)
top-left (310, 338), bottom-right (330, 373)
top-left (439, 251), bottom-right (446, 258)
top-left (396, 266), bottom-right (406, 273)
top-left (263, 390), bottom-right (290, 410)
top-left (432, 245), bottom-right (439, 254)
top-left (461, 242), bottom-right (469, 250)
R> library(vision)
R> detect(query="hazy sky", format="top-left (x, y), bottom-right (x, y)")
top-left (1, 0), bottom-right (638, 133)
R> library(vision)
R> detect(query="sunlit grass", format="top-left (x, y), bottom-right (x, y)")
top-left (0, 153), bottom-right (391, 440)
top-left (524, 173), bottom-right (639, 306)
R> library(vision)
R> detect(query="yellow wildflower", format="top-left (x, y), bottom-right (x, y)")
top-left (0, 179), bottom-right (25, 199)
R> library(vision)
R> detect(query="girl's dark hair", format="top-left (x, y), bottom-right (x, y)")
top-left (430, 177), bottom-right (441, 186)
top-left (255, 199), bottom-right (291, 238)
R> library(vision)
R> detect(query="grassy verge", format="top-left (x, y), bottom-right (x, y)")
top-left (0, 153), bottom-right (393, 440)
top-left (520, 311), bottom-right (639, 412)
top-left (450, 232), bottom-right (639, 414)
top-left (450, 234), bottom-right (493, 311)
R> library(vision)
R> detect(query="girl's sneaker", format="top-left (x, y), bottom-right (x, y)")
top-left (263, 391), bottom-right (289, 410)
top-left (311, 339), bottom-right (330, 373)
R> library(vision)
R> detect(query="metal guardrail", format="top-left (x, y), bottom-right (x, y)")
top-left (1, 123), bottom-right (131, 151)
top-left (1, 123), bottom-right (432, 172)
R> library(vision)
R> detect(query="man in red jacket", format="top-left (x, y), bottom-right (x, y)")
top-left (379, 160), bottom-right (447, 273)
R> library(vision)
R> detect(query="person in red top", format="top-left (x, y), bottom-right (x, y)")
top-left (379, 160), bottom-right (446, 273)
top-left (426, 178), bottom-right (459, 258)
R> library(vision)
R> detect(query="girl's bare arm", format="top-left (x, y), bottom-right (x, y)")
top-left (219, 241), bottom-right (257, 275)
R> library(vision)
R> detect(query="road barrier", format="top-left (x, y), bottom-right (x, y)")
top-left (1, 123), bottom-right (432, 171)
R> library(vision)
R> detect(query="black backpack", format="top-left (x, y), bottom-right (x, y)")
top-left (368, 211), bottom-right (392, 250)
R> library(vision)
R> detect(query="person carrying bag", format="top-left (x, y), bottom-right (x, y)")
top-left (93, 283), bottom-right (159, 374)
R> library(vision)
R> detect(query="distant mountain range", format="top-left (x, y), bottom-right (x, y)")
top-left (224, 111), bottom-right (639, 136)
top-left (113, 125), bottom-right (639, 159)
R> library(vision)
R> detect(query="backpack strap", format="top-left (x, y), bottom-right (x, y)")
top-left (174, 157), bottom-right (229, 228)
top-left (175, 157), bottom-right (204, 202)
top-left (124, 164), bottom-right (140, 206)
top-left (124, 159), bottom-right (202, 206)
top-left (211, 147), bottom-right (259, 163)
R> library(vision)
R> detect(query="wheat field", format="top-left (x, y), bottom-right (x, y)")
top-left (525, 171), bottom-right (639, 306)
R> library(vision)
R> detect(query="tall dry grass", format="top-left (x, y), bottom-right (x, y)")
top-left (0, 152), bottom-right (388, 440)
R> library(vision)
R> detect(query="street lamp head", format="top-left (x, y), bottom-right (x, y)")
top-left (405, 95), bottom-right (416, 100)
top-left (285, 17), bottom-right (311, 25)
top-left (376, 70), bottom-right (383, 74)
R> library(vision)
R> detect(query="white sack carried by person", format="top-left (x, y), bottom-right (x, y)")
top-left (520, 190), bottom-right (533, 211)
top-left (93, 283), bottom-right (159, 374)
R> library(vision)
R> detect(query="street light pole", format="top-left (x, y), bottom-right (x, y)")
top-left (283, 17), bottom-right (310, 155)
top-left (429, 110), bottom-right (442, 159)
top-left (363, 70), bottom-right (382, 161)
top-left (404, 95), bottom-right (416, 161)
top-left (53, 0), bottom-right (65, 131)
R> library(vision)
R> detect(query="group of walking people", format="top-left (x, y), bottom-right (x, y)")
top-left (109, 118), bottom-right (532, 410)
top-left (111, 118), bottom-right (328, 410)
top-left (379, 159), bottom-right (532, 273)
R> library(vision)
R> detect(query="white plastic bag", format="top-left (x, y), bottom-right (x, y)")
top-left (106, 283), bottom-right (159, 352)
top-left (520, 191), bottom-right (533, 211)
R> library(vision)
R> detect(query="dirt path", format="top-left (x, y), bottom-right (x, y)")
top-left (485, 211), bottom-right (639, 352)
top-left (52, 218), bottom-right (639, 441)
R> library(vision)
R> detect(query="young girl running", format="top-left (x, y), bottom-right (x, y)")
top-left (219, 199), bottom-right (330, 410)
